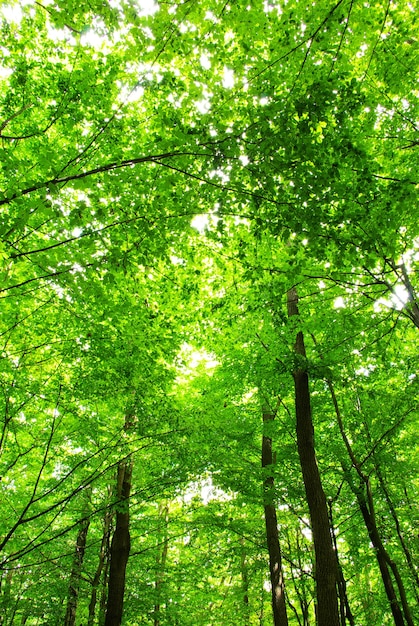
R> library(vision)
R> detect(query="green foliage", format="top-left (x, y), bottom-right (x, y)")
top-left (0, 0), bottom-right (418, 624)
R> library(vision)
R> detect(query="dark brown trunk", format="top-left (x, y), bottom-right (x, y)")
top-left (375, 464), bottom-right (419, 602)
top-left (286, 287), bottom-right (339, 626)
top-left (64, 515), bottom-right (90, 626)
top-left (262, 411), bottom-right (289, 626)
top-left (356, 488), bottom-right (405, 626)
top-left (104, 459), bottom-right (133, 626)
top-left (327, 379), bottom-right (411, 626)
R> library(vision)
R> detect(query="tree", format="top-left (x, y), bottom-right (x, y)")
top-left (1, 0), bottom-right (418, 624)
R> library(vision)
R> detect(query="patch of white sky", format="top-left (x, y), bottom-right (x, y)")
top-left (262, 0), bottom-right (283, 16)
top-left (0, 0), bottom-right (158, 50)
top-left (0, 2), bottom-right (27, 79)
top-left (169, 254), bottom-right (185, 266)
top-left (174, 342), bottom-right (219, 387)
top-left (199, 53), bottom-right (211, 70)
top-left (181, 475), bottom-right (233, 506)
top-left (374, 283), bottom-right (410, 314)
top-left (333, 282), bottom-right (411, 314)
top-left (191, 214), bottom-right (210, 233)
top-left (334, 296), bottom-right (345, 309)
top-left (0, 1), bottom-right (25, 24)
top-left (209, 167), bottom-right (231, 184)
top-left (242, 387), bottom-right (257, 403)
top-left (355, 362), bottom-right (377, 377)
top-left (194, 95), bottom-right (212, 115)
top-left (204, 10), bottom-right (219, 23)
top-left (222, 67), bottom-right (235, 89)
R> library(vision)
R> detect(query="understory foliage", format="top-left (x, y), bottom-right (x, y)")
top-left (0, 0), bottom-right (418, 624)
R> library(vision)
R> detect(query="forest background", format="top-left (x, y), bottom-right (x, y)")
top-left (0, 0), bottom-right (418, 624)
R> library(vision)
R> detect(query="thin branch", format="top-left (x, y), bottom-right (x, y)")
top-left (0, 151), bottom-right (215, 206)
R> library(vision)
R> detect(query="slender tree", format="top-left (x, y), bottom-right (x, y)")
top-left (262, 410), bottom-right (289, 626)
top-left (104, 456), bottom-right (133, 626)
top-left (287, 287), bottom-right (340, 626)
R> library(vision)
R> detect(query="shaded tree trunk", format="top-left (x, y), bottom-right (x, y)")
top-left (353, 481), bottom-right (407, 626)
top-left (327, 378), bottom-right (412, 626)
top-left (262, 410), bottom-right (288, 626)
top-left (374, 465), bottom-right (419, 602)
top-left (104, 458), bottom-right (133, 626)
top-left (286, 287), bottom-right (339, 626)
top-left (64, 514), bottom-right (90, 626)
top-left (88, 504), bottom-right (113, 626)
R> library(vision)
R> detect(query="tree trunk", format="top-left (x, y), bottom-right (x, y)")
top-left (375, 465), bottom-right (419, 601)
top-left (327, 378), bottom-right (412, 626)
top-left (286, 287), bottom-right (339, 626)
top-left (104, 458), bottom-right (133, 626)
top-left (328, 500), bottom-right (355, 626)
top-left (262, 410), bottom-right (289, 626)
top-left (356, 485), bottom-right (406, 626)
top-left (64, 515), bottom-right (91, 626)
top-left (88, 505), bottom-right (113, 626)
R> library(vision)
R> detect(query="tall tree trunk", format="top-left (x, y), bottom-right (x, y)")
top-left (354, 482), bottom-right (406, 626)
top-left (88, 504), bottom-right (113, 626)
top-left (104, 458), bottom-right (133, 626)
top-left (286, 287), bottom-right (340, 626)
top-left (327, 378), bottom-right (412, 626)
top-left (64, 514), bottom-right (91, 626)
top-left (262, 410), bottom-right (289, 626)
top-left (374, 465), bottom-right (419, 602)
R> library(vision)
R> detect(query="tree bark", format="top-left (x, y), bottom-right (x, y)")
top-left (104, 458), bottom-right (133, 626)
top-left (262, 410), bottom-right (289, 626)
top-left (286, 287), bottom-right (340, 626)
top-left (64, 515), bottom-right (91, 626)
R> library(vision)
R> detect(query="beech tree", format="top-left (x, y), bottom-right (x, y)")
top-left (1, 0), bottom-right (418, 624)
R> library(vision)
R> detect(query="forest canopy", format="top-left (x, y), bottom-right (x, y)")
top-left (0, 0), bottom-right (418, 624)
